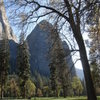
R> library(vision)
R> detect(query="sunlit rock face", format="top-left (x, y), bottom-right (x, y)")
top-left (27, 20), bottom-right (76, 77)
top-left (0, 0), bottom-right (17, 42)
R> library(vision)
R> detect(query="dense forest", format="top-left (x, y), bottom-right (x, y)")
top-left (0, 0), bottom-right (100, 100)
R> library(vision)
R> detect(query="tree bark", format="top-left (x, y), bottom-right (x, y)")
top-left (71, 25), bottom-right (97, 100)
top-left (63, 1), bottom-right (97, 98)
top-left (77, 36), bottom-right (97, 100)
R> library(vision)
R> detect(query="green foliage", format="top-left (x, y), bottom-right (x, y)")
top-left (31, 96), bottom-right (89, 100)
top-left (34, 71), bottom-right (43, 90)
top-left (89, 19), bottom-right (100, 92)
top-left (17, 34), bottom-right (31, 98)
top-left (5, 75), bottom-right (20, 97)
top-left (42, 85), bottom-right (61, 97)
top-left (90, 61), bottom-right (100, 88)
top-left (42, 86), bottom-right (50, 97)
top-left (72, 77), bottom-right (83, 96)
top-left (36, 88), bottom-right (43, 97)
top-left (0, 38), bottom-right (10, 98)
top-left (25, 79), bottom-right (36, 98)
top-left (31, 96), bottom-right (98, 100)
top-left (3, 75), bottom-right (36, 98)
top-left (49, 28), bottom-right (72, 97)
top-left (17, 41), bottom-right (30, 81)
top-left (32, 70), bottom-right (49, 90)
top-left (49, 62), bottom-right (58, 97)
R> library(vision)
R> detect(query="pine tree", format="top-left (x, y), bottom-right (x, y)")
top-left (49, 27), bottom-right (60, 97)
top-left (0, 34), bottom-right (9, 99)
top-left (49, 26), bottom-right (72, 97)
top-left (17, 33), bottom-right (30, 98)
top-left (33, 71), bottom-right (44, 97)
top-left (49, 62), bottom-right (58, 97)
top-left (55, 41), bottom-right (72, 97)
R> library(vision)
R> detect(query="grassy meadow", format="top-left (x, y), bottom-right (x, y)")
top-left (31, 96), bottom-right (100, 100)
top-left (2, 96), bottom-right (100, 100)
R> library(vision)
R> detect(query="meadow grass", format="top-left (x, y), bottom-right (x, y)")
top-left (31, 96), bottom-right (100, 100)
top-left (2, 96), bottom-right (100, 100)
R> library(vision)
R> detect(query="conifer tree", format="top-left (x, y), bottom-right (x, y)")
top-left (54, 39), bottom-right (72, 97)
top-left (17, 33), bottom-right (30, 98)
top-left (49, 27), bottom-right (72, 97)
top-left (0, 33), bottom-right (9, 99)
top-left (34, 71), bottom-right (44, 96)
top-left (49, 61), bottom-right (58, 97)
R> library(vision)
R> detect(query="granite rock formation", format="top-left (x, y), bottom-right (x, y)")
top-left (0, 0), bottom-right (17, 41)
top-left (27, 20), bottom-right (76, 77)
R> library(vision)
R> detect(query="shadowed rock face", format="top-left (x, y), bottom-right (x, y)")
top-left (27, 20), bottom-right (76, 77)
top-left (9, 40), bottom-right (18, 74)
top-left (27, 21), bottom-right (51, 76)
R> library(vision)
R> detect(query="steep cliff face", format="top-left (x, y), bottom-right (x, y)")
top-left (27, 20), bottom-right (76, 77)
top-left (0, 0), bottom-right (17, 42)
top-left (27, 21), bottom-right (51, 76)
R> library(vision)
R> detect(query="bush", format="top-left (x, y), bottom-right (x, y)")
top-left (5, 76), bottom-right (20, 97)
top-left (25, 79), bottom-right (36, 98)
top-left (36, 88), bottom-right (43, 97)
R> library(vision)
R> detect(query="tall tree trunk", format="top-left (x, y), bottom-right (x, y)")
top-left (73, 27), bottom-right (97, 100)
top-left (63, 0), bottom-right (97, 99)
top-left (78, 37), bottom-right (97, 100)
